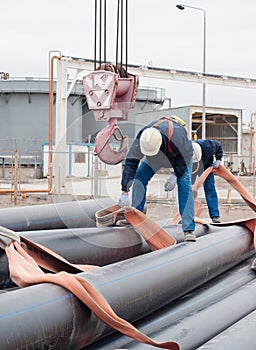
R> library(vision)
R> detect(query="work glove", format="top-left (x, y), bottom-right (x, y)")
top-left (164, 174), bottom-right (177, 192)
top-left (213, 160), bottom-right (221, 169)
top-left (118, 192), bottom-right (130, 207)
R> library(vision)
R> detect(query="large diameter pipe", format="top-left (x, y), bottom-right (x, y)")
top-left (19, 222), bottom-right (216, 261)
top-left (90, 257), bottom-right (255, 349)
top-left (0, 227), bottom-right (253, 349)
top-left (0, 223), bottom-right (217, 289)
top-left (197, 310), bottom-right (256, 350)
top-left (0, 197), bottom-right (114, 231)
top-left (0, 226), bottom-right (147, 289)
top-left (123, 279), bottom-right (256, 350)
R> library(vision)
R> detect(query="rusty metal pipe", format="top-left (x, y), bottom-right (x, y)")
top-left (48, 51), bottom-right (61, 193)
top-left (0, 52), bottom-right (62, 196)
top-left (0, 188), bottom-right (50, 194)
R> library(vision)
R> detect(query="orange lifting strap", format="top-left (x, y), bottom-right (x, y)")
top-left (171, 164), bottom-right (256, 229)
top-left (2, 216), bottom-right (179, 350)
top-left (2, 164), bottom-right (256, 350)
top-left (83, 64), bottom-right (139, 165)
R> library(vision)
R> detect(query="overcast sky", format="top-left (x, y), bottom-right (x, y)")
top-left (1, 0), bottom-right (256, 122)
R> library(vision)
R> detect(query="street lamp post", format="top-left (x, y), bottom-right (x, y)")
top-left (176, 4), bottom-right (207, 139)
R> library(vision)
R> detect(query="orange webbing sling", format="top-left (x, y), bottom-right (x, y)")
top-left (211, 165), bottom-right (256, 242)
top-left (95, 205), bottom-right (176, 250)
top-left (2, 221), bottom-right (179, 350)
top-left (214, 165), bottom-right (256, 212)
top-left (0, 226), bottom-right (98, 275)
top-left (152, 117), bottom-right (175, 155)
top-left (3, 164), bottom-right (255, 350)
top-left (171, 164), bottom-right (256, 232)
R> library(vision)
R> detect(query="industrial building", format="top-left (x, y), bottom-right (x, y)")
top-left (0, 78), bottom-right (164, 161)
top-left (0, 77), bottom-right (255, 177)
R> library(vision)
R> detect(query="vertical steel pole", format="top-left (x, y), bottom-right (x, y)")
top-left (202, 9), bottom-right (206, 139)
top-left (54, 59), bottom-right (68, 194)
top-left (176, 4), bottom-right (207, 139)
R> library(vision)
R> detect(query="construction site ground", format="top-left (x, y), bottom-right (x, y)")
top-left (0, 166), bottom-right (255, 223)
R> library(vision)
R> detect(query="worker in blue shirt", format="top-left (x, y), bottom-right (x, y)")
top-left (118, 116), bottom-right (196, 242)
top-left (191, 139), bottom-right (223, 223)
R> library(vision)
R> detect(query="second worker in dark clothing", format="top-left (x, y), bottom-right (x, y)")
top-left (192, 139), bottom-right (223, 223)
top-left (119, 116), bottom-right (196, 241)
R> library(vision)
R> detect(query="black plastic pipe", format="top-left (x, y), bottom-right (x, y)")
top-left (0, 223), bottom-right (217, 289)
top-left (0, 197), bottom-right (114, 231)
top-left (0, 227), bottom-right (253, 349)
top-left (89, 257), bottom-right (255, 349)
top-left (0, 226), bottom-right (147, 289)
top-left (121, 278), bottom-right (256, 350)
top-left (197, 309), bottom-right (256, 350)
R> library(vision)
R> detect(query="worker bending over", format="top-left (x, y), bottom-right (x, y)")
top-left (119, 116), bottom-right (196, 242)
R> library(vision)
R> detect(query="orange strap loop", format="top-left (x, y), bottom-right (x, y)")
top-left (3, 164), bottom-right (256, 350)
top-left (153, 117), bottom-right (175, 155)
top-left (4, 232), bottom-right (179, 350)
top-left (171, 164), bottom-right (256, 232)
top-left (95, 204), bottom-right (176, 250)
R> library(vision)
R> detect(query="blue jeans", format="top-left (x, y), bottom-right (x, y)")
top-left (204, 172), bottom-right (220, 219)
top-left (132, 159), bottom-right (195, 232)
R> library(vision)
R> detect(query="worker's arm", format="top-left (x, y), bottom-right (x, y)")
top-left (121, 132), bottom-right (144, 191)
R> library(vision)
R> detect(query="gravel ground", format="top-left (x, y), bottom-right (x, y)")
top-left (146, 198), bottom-right (255, 223)
top-left (0, 171), bottom-right (255, 223)
top-left (147, 174), bottom-right (256, 222)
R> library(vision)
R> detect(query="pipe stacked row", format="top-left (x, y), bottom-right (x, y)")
top-left (0, 225), bottom-right (253, 349)
top-left (90, 257), bottom-right (256, 350)
top-left (0, 197), bottom-right (114, 231)
top-left (0, 197), bottom-right (214, 289)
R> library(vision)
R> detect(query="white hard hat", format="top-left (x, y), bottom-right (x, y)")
top-left (192, 142), bottom-right (202, 162)
top-left (140, 127), bottom-right (162, 156)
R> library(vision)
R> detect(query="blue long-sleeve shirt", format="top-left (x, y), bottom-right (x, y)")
top-left (196, 139), bottom-right (223, 169)
top-left (192, 139), bottom-right (223, 184)
top-left (121, 118), bottom-right (193, 192)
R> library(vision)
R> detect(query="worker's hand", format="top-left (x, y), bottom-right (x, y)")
top-left (213, 160), bottom-right (221, 169)
top-left (164, 174), bottom-right (177, 191)
top-left (118, 192), bottom-right (130, 207)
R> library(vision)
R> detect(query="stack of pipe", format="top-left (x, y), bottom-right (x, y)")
top-left (89, 257), bottom-right (256, 350)
top-left (0, 198), bottom-right (254, 349)
top-left (0, 225), bottom-right (253, 349)
top-left (0, 197), bottom-right (114, 231)
top-left (0, 222), bottom-right (217, 289)
top-left (197, 309), bottom-right (256, 349)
